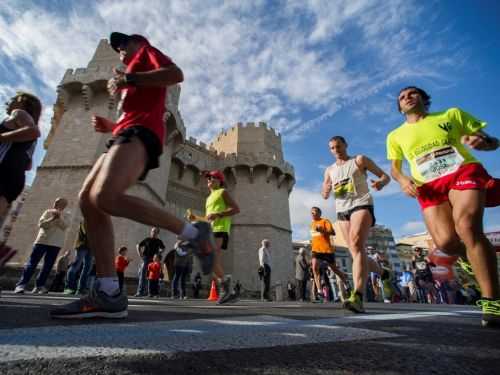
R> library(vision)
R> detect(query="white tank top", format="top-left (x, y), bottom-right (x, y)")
top-left (328, 157), bottom-right (373, 214)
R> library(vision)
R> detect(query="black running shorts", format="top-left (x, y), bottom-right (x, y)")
top-left (312, 251), bottom-right (336, 264)
top-left (337, 205), bottom-right (376, 227)
top-left (105, 125), bottom-right (162, 181)
top-left (214, 232), bottom-right (229, 250)
top-left (0, 157), bottom-right (26, 203)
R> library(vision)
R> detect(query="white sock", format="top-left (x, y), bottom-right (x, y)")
top-left (97, 277), bottom-right (120, 296)
top-left (180, 223), bottom-right (199, 240)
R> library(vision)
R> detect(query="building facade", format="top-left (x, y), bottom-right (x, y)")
top-left (365, 225), bottom-right (401, 272)
top-left (7, 39), bottom-right (296, 291)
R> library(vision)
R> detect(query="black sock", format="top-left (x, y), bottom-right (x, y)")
top-left (355, 291), bottom-right (363, 299)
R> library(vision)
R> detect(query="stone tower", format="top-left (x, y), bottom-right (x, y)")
top-left (171, 123), bottom-right (296, 289)
top-left (8, 39), bottom-right (295, 291)
top-left (210, 124), bottom-right (295, 288)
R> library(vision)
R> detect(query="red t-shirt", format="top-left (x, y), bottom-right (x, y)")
top-left (115, 255), bottom-right (129, 273)
top-left (113, 45), bottom-right (174, 145)
top-left (147, 261), bottom-right (162, 280)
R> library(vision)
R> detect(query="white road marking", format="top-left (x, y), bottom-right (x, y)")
top-left (0, 315), bottom-right (398, 363)
top-left (347, 311), bottom-right (460, 320)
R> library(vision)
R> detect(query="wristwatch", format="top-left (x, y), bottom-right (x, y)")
top-left (124, 73), bottom-right (137, 86)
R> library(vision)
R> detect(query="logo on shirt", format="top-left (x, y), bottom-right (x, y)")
top-left (438, 122), bottom-right (452, 133)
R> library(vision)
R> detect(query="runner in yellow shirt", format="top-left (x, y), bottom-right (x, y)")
top-left (204, 170), bottom-right (240, 304)
top-left (387, 86), bottom-right (500, 328)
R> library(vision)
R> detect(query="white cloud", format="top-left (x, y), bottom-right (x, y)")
top-left (400, 220), bottom-right (426, 235)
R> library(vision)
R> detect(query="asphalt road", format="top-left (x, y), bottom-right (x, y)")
top-left (1, 292), bottom-right (499, 375)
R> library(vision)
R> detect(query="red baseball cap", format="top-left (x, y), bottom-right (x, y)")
top-left (205, 170), bottom-right (225, 183)
top-left (109, 32), bottom-right (150, 52)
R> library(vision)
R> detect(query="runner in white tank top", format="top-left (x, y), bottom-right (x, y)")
top-left (322, 136), bottom-right (390, 313)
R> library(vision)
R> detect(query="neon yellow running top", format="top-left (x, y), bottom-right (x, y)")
top-left (386, 107), bottom-right (486, 185)
top-left (205, 188), bottom-right (231, 233)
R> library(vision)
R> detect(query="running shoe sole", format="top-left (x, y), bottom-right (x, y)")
top-left (481, 315), bottom-right (500, 328)
top-left (217, 293), bottom-right (239, 305)
top-left (343, 300), bottom-right (365, 313)
top-left (50, 310), bottom-right (128, 319)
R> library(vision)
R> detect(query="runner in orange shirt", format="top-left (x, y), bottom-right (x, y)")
top-left (310, 207), bottom-right (349, 301)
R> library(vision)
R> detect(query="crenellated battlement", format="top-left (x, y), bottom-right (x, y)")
top-left (60, 66), bottom-right (115, 87)
top-left (212, 121), bottom-right (281, 144)
top-left (178, 135), bottom-right (294, 178)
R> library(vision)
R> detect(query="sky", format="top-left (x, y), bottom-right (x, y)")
top-left (0, 0), bottom-right (499, 240)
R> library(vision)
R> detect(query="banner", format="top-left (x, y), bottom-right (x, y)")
top-left (428, 248), bottom-right (458, 282)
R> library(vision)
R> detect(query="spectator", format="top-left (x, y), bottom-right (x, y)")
top-left (400, 266), bottom-right (415, 302)
top-left (147, 254), bottom-right (162, 298)
top-left (171, 239), bottom-right (192, 299)
top-left (14, 197), bottom-right (68, 294)
top-left (258, 239), bottom-right (272, 301)
top-left (412, 246), bottom-right (435, 303)
top-left (192, 272), bottom-right (202, 299)
top-left (64, 221), bottom-right (92, 295)
top-left (295, 247), bottom-right (309, 302)
top-left (115, 246), bottom-right (130, 293)
top-left (287, 281), bottom-right (296, 300)
top-left (234, 280), bottom-right (242, 296)
top-left (50, 250), bottom-right (71, 292)
top-left (135, 227), bottom-right (165, 297)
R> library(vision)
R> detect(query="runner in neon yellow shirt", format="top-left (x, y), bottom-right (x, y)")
top-left (387, 86), bottom-right (500, 328)
top-left (204, 170), bottom-right (240, 304)
top-left (387, 107), bottom-right (486, 186)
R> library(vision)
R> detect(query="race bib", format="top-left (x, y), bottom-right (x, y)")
top-left (334, 178), bottom-right (356, 199)
top-left (416, 261), bottom-right (427, 271)
top-left (415, 146), bottom-right (464, 182)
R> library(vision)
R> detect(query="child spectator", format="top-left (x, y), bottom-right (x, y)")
top-left (115, 246), bottom-right (130, 293)
top-left (148, 254), bottom-right (162, 298)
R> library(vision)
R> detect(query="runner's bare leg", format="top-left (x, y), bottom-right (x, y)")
top-left (422, 201), bottom-right (467, 258)
top-left (449, 189), bottom-right (499, 298)
top-left (338, 209), bottom-right (372, 294)
top-left (81, 138), bottom-right (187, 277)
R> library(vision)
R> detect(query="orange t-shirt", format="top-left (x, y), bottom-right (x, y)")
top-left (310, 218), bottom-right (335, 253)
top-left (115, 255), bottom-right (129, 273)
top-left (147, 261), bottom-right (162, 280)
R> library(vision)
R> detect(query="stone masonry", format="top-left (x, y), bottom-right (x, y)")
top-left (7, 39), bottom-right (296, 291)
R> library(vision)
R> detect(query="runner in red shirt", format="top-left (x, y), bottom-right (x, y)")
top-left (51, 33), bottom-right (216, 319)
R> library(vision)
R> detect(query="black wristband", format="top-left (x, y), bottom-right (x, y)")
top-left (125, 73), bottom-right (137, 86)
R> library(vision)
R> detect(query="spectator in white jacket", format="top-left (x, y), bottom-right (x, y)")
top-left (14, 197), bottom-right (69, 294)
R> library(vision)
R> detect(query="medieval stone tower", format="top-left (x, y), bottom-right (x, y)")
top-left (8, 39), bottom-right (295, 291)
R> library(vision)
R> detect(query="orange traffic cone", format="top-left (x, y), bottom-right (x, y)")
top-left (207, 280), bottom-right (219, 301)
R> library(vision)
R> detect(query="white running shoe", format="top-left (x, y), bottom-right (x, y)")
top-left (14, 285), bottom-right (25, 294)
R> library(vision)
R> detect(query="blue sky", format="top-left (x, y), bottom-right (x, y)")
top-left (0, 0), bottom-right (499, 240)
